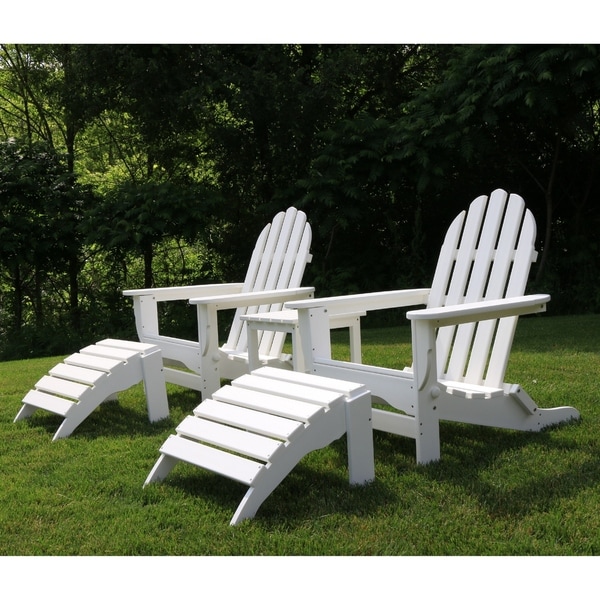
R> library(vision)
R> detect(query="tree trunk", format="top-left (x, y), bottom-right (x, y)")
top-left (143, 242), bottom-right (154, 288)
top-left (69, 253), bottom-right (81, 331)
top-left (11, 262), bottom-right (23, 332)
top-left (534, 137), bottom-right (561, 286)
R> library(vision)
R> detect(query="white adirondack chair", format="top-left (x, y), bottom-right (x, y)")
top-left (123, 207), bottom-right (315, 399)
top-left (286, 189), bottom-right (580, 464)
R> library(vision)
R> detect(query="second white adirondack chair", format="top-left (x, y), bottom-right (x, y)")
top-left (286, 189), bottom-right (580, 464)
top-left (123, 207), bottom-right (315, 399)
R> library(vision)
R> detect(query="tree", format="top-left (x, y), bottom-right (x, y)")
top-left (86, 180), bottom-right (217, 288)
top-left (395, 45), bottom-right (600, 290)
top-left (0, 139), bottom-right (92, 335)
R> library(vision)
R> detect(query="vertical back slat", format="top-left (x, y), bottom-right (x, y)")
top-left (484, 207), bottom-right (537, 386)
top-left (236, 208), bottom-right (296, 351)
top-left (258, 212), bottom-right (311, 355)
top-left (433, 195), bottom-right (487, 378)
top-left (465, 193), bottom-right (526, 383)
top-left (225, 221), bottom-right (274, 351)
top-left (445, 190), bottom-right (509, 380)
top-left (427, 215), bottom-right (466, 374)
top-left (429, 189), bottom-right (538, 389)
top-left (223, 208), bottom-right (311, 357)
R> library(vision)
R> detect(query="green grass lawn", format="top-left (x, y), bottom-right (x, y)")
top-left (1, 314), bottom-right (599, 561)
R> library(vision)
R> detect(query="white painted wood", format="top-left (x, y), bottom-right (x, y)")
top-left (19, 390), bottom-right (75, 417)
top-left (253, 366), bottom-right (366, 397)
top-left (49, 363), bottom-right (107, 386)
top-left (194, 399), bottom-right (304, 441)
top-left (98, 338), bottom-right (159, 352)
top-left (123, 207), bottom-right (314, 398)
top-left (213, 385), bottom-right (326, 423)
top-left (176, 415), bottom-right (284, 461)
top-left (287, 288), bottom-right (430, 316)
top-left (79, 345), bottom-right (139, 361)
top-left (64, 353), bottom-right (122, 372)
top-left (145, 368), bottom-right (374, 525)
top-left (158, 435), bottom-right (264, 484)
top-left (231, 373), bottom-right (343, 407)
top-left (287, 189), bottom-right (580, 464)
top-left (35, 375), bottom-right (90, 400)
top-left (15, 339), bottom-right (169, 439)
top-left (123, 282), bottom-right (244, 301)
top-left (242, 309), bottom-right (365, 370)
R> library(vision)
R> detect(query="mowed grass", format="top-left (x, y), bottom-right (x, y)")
top-left (1, 314), bottom-right (599, 559)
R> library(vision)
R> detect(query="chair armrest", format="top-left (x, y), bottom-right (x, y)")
top-left (122, 283), bottom-right (244, 301)
top-left (190, 287), bottom-right (316, 310)
top-left (286, 288), bottom-right (431, 316)
top-left (406, 294), bottom-right (550, 327)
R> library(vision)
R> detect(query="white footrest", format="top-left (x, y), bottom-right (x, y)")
top-left (21, 389), bottom-right (75, 417)
top-left (159, 435), bottom-right (264, 484)
top-left (145, 366), bottom-right (375, 525)
top-left (14, 338), bottom-right (169, 439)
top-left (195, 399), bottom-right (304, 441)
top-left (176, 415), bottom-right (284, 461)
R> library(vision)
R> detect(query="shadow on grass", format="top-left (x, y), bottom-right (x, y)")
top-left (22, 386), bottom-right (200, 440)
top-left (420, 418), bottom-right (596, 518)
top-left (154, 436), bottom-right (395, 527)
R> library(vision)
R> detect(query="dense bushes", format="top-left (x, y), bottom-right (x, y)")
top-left (1, 44), bottom-right (600, 359)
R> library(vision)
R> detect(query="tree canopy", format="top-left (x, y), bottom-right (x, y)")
top-left (1, 44), bottom-right (599, 359)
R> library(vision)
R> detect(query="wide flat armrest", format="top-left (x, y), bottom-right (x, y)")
top-left (190, 287), bottom-right (315, 310)
top-left (122, 283), bottom-right (244, 301)
top-left (286, 288), bottom-right (431, 316)
top-left (407, 294), bottom-right (550, 327)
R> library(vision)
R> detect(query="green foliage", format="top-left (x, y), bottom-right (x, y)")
top-left (2, 44), bottom-right (600, 360)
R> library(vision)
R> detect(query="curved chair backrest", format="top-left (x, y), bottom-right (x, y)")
top-left (427, 189), bottom-right (538, 388)
top-left (225, 207), bottom-right (312, 356)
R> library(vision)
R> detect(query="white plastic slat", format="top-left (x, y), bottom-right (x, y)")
top-left (243, 224), bottom-right (271, 294)
top-left (443, 194), bottom-right (495, 380)
top-left (264, 208), bottom-right (298, 291)
top-left (233, 210), bottom-right (290, 352)
top-left (79, 345), bottom-right (139, 361)
top-left (213, 385), bottom-right (325, 423)
top-left (443, 380), bottom-right (504, 399)
top-left (49, 363), bottom-right (106, 386)
top-left (35, 375), bottom-right (90, 400)
top-left (264, 226), bottom-right (312, 360)
top-left (159, 435), bottom-right (263, 485)
top-left (253, 366), bottom-right (365, 397)
top-left (226, 224), bottom-right (271, 350)
top-left (428, 210), bottom-right (467, 374)
top-left (257, 211), bottom-right (307, 354)
top-left (261, 215), bottom-right (311, 356)
top-left (428, 211), bottom-right (465, 308)
top-left (288, 223), bottom-right (312, 287)
top-left (251, 211), bottom-right (285, 292)
top-left (64, 352), bottom-right (122, 373)
top-left (232, 373), bottom-right (343, 407)
top-left (485, 201), bottom-right (537, 387)
top-left (176, 415), bottom-right (283, 461)
top-left (230, 208), bottom-right (311, 356)
top-left (22, 389), bottom-right (75, 416)
top-left (466, 193), bottom-right (526, 383)
top-left (194, 399), bottom-right (304, 441)
top-left (96, 338), bottom-right (157, 353)
top-left (445, 194), bottom-right (487, 305)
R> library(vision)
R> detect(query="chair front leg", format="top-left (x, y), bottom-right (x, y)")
top-left (197, 303), bottom-right (222, 398)
top-left (411, 319), bottom-right (442, 464)
top-left (296, 306), bottom-right (331, 372)
top-left (132, 295), bottom-right (159, 341)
